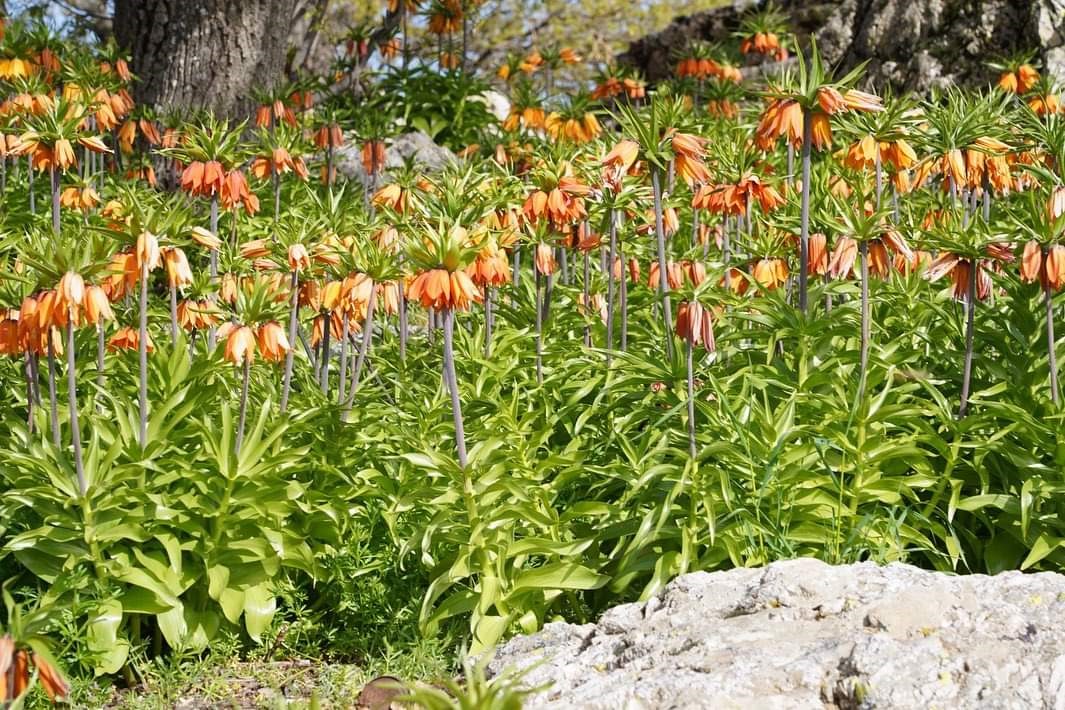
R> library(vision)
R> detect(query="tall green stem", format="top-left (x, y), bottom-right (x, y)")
top-left (66, 320), bottom-right (86, 495)
top-left (798, 109), bottom-right (813, 313)
top-left (651, 167), bottom-right (674, 357)
top-left (235, 358), bottom-right (251, 454)
top-left (138, 260), bottom-right (149, 448)
top-left (280, 271), bottom-right (299, 413)
top-left (442, 309), bottom-right (468, 468)
top-left (959, 262), bottom-right (978, 417)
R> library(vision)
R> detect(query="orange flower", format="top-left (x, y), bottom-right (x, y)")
top-left (808, 233), bottom-right (828, 276)
top-left (57, 271), bottom-right (85, 313)
top-left (817, 87), bottom-right (847, 115)
top-left (534, 243), bottom-right (557, 276)
top-left (288, 243), bottom-right (311, 271)
top-left (675, 301), bottom-right (716, 351)
top-left (1021, 241), bottom-right (1065, 290)
top-left (467, 243), bottom-right (512, 288)
top-left (163, 247), bottom-right (193, 288)
top-left (361, 141), bottom-right (386, 174)
top-left (842, 89), bottom-right (884, 113)
top-left (84, 285), bottom-right (114, 325)
top-left (755, 98), bottom-right (803, 149)
top-left (809, 112), bottom-right (832, 150)
top-left (108, 326), bottom-right (152, 352)
top-left (180, 160), bottom-right (225, 197)
top-left (54, 138), bottom-right (76, 170)
top-left (406, 268), bottom-right (480, 311)
top-left (220, 169), bottom-right (259, 214)
top-left (257, 321), bottom-right (290, 362)
top-left (33, 651), bottom-right (68, 702)
top-left (752, 257), bottom-right (788, 290)
top-left (135, 232), bottom-right (161, 272)
top-left (1048, 187), bottom-right (1065, 221)
top-left (224, 325), bottom-right (257, 365)
top-left (59, 185), bottom-right (101, 211)
top-left (373, 183), bottom-right (407, 211)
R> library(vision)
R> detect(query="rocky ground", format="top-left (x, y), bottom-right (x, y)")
top-left (490, 558), bottom-right (1065, 709)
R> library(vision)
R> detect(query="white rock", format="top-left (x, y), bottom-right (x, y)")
top-left (491, 559), bottom-right (1065, 708)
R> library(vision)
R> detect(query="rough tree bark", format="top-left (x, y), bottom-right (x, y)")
top-left (114, 0), bottom-right (296, 117)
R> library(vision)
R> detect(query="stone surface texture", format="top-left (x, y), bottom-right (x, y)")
top-left (491, 559), bottom-right (1065, 709)
top-left (333, 131), bottom-right (456, 183)
top-left (620, 0), bottom-right (1065, 92)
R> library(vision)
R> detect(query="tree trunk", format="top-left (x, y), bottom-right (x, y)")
top-left (114, 0), bottom-right (294, 117)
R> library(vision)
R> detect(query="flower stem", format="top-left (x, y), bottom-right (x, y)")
top-left (535, 271), bottom-right (543, 385)
top-left (1045, 253), bottom-right (1060, 405)
top-left (50, 165), bottom-right (60, 236)
top-left (280, 271), bottom-right (299, 413)
top-left (442, 309), bottom-right (468, 468)
top-left (606, 209), bottom-right (617, 364)
top-left (959, 262), bottom-right (978, 417)
top-left (208, 196), bottom-right (219, 351)
top-left (319, 313), bottom-right (331, 395)
top-left (47, 330), bottom-right (60, 448)
top-left (138, 260), bottom-right (149, 448)
top-left (66, 320), bottom-right (86, 495)
top-left (344, 287), bottom-right (377, 419)
top-left (798, 108), bottom-right (813, 314)
top-left (651, 167), bottom-right (674, 358)
top-left (235, 358), bottom-right (250, 455)
top-left (859, 239), bottom-right (870, 391)
top-left (686, 337), bottom-right (696, 460)
top-left (338, 312), bottom-right (350, 404)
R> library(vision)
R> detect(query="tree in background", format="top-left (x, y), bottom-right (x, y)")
top-left (11, 0), bottom-right (728, 115)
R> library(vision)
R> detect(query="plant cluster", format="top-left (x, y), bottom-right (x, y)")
top-left (0, 4), bottom-right (1062, 706)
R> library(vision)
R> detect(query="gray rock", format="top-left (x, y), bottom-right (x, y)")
top-left (333, 130), bottom-right (456, 184)
top-left (620, 0), bottom-right (1065, 92)
top-left (490, 559), bottom-right (1065, 708)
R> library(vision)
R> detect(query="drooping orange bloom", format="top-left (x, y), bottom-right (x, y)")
top-left (251, 147), bottom-right (308, 180)
top-left (601, 139), bottom-right (640, 190)
top-left (1020, 241), bottom-right (1065, 290)
top-left (135, 231), bottom-right (162, 273)
top-left (998, 65), bottom-right (1039, 94)
top-left (693, 174), bottom-right (784, 216)
top-left (60, 185), bottom-right (101, 211)
top-left (1027, 93), bottom-right (1061, 116)
top-left (534, 243), bottom-right (558, 276)
top-left (361, 141), bottom-right (386, 174)
top-left (808, 233), bottom-right (829, 276)
top-left (406, 268), bottom-right (480, 311)
top-left (752, 257), bottom-right (788, 290)
top-left (522, 177), bottom-right (589, 230)
top-left (467, 243), bottom-right (512, 288)
top-left (219, 169), bottom-right (259, 214)
top-left (177, 300), bottom-right (219, 331)
top-left (163, 247), bottom-right (193, 288)
top-left (257, 321), bottom-right (290, 362)
top-left (927, 245), bottom-right (1012, 302)
top-left (56, 271), bottom-right (85, 317)
top-left (0, 311), bottom-right (19, 356)
top-left (740, 31), bottom-right (787, 61)
top-left (1049, 187), bottom-right (1065, 221)
top-left (84, 285), bottom-right (114, 325)
top-left (648, 260), bottom-right (685, 290)
top-left (755, 98), bottom-right (803, 150)
top-left (675, 301), bottom-right (716, 351)
top-left (180, 160), bottom-right (226, 197)
top-left (288, 243), bottom-right (311, 272)
top-left (223, 324), bottom-right (257, 365)
top-left (34, 650), bottom-right (69, 702)
top-left (108, 326), bottom-right (152, 352)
